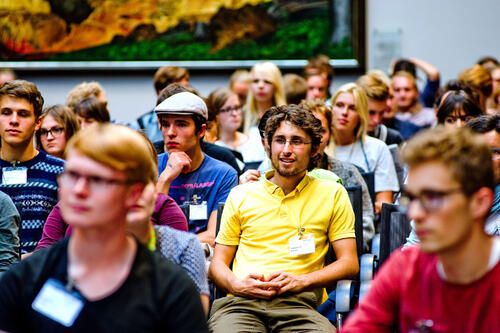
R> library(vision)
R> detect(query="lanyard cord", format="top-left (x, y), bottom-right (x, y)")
top-left (359, 140), bottom-right (371, 172)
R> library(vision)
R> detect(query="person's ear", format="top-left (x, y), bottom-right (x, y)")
top-left (124, 183), bottom-right (145, 209)
top-left (35, 116), bottom-right (42, 131)
top-left (198, 123), bottom-right (207, 139)
top-left (469, 187), bottom-right (494, 220)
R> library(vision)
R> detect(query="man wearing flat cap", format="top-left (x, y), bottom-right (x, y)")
top-left (155, 92), bottom-right (238, 246)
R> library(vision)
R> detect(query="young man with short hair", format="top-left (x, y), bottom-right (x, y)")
top-left (155, 92), bottom-right (238, 246)
top-left (343, 127), bottom-right (500, 332)
top-left (209, 105), bottom-right (358, 332)
top-left (137, 66), bottom-right (190, 143)
top-left (0, 124), bottom-right (207, 332)
top-left (356, 72), bottom-right (403, 146)
top-left (0, 80), bottom-right (64, 253)
top-left (306, 73), bottom-right (329, 101)
top-left (392, 71), bottom-right (437, 128)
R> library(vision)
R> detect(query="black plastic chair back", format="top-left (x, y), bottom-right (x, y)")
top-left (215, 202), bottom-right (225, 238)
top-left (360, 172), bottom-right (376, 206)
top-left (325, 186), bottom-right (364, 264)
top-left (379, 203), bottom-right (411, 267)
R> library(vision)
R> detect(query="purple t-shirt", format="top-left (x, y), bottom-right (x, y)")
top-left (35, 193), bottom-right (188, 250)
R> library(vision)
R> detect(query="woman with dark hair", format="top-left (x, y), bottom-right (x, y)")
top-left (209, 88), bottom-right (266, 165)
top-left (36, 104), bottom-right (80, 159)
top-left (74, 96), bottom-right (110, 129)
top-left (436, 90), bottom-right (483, 128)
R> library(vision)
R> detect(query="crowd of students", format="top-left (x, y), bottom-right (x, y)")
top-left (0, 54), bottom-right (498, 332)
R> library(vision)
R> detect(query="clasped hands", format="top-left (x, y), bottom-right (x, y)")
top-left (232, 271), bottom-right (308, 300)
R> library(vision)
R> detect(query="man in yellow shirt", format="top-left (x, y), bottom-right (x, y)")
top-left (208, 105), bottom-right (358, 332)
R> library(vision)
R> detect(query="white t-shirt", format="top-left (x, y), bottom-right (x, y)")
top-left (215, 127), bottom-right (267, 163)
top-left (335, 136), bottom-right (399, 192)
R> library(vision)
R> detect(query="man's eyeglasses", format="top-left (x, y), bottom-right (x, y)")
top-left (219, 105), bottom-right (242, 113)
top-left (399, 188), bottom-right (463, 212)
top-left (40, 127), bottom-right (64, 138)
top-left (272, 137), bottom-right (312, 149)
top-left (58, 170), bottom-right (129, 192)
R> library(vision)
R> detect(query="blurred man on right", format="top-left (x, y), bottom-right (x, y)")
top-left (343, 127), bottom-right (500, 332)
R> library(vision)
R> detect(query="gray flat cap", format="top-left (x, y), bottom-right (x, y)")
top-left (154, 92), bottom-right (207, 120)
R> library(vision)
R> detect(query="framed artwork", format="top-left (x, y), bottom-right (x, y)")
top-left (0, 0), bottom-right (365, 70)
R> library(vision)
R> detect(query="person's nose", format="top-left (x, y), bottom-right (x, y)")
top-left (9, 112), bottom-right (19, 125)
top-left (167, 124), bottom-right (177, 137)
top-left (407, 198), bottom-right (426, 224)
top-left (72, 175), bottom-right (91, 197)
top-left (282, 140), bottom-right (293, 154)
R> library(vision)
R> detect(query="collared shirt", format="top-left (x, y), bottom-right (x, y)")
top-left (216, 171), bottom-right (355, 280)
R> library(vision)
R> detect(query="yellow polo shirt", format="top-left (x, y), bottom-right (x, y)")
top-left (216, 171), bottom-right (355, 281)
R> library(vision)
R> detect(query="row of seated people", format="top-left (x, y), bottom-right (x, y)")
top-left (0, 53), bottom-right (499, 331)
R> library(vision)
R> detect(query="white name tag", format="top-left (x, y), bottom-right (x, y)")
top-left (2, 167), bottom-right (27, 185)
top-left (32, 278), bottom-right (85, 327)
top-left (189, 202), bottom-right (208, 220)
top-left (289, 234), bottom-right (315, 256)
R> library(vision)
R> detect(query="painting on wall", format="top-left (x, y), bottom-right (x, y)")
top-left (0, 0), bottom-right (365, 69)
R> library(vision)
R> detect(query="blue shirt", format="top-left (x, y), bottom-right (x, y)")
top-left (158, 152), bottom-right (238, 233)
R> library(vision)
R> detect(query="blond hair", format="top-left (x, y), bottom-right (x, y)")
top-left (243, 62), bottom-right (286, 134)
top-left (229, 69), bottom-right (250, 89)
top-left (66, 81), bottom-right (105, 110)
top-left (331, 82), bottom-right (369, 141)
top-left (401, 126), bottom-right (494, 196)
top-left (356, 72), bottom-right (390, 101)
top-left (66, 124), bottom-right (157, 185)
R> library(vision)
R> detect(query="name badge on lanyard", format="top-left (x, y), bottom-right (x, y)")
top-left (289, 232), bottom-right (315, 256)
top-left (32, 278), bottom-right (85, 327)
top-left (2, 166), bottom-right (28, 185)
top-left (190, 201), bottom-right (208, 220)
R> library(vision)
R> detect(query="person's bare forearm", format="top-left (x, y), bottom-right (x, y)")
top-left (196, 231), bottom-right (215, 248)
top-left (410, 58), bottom-right (440, 81)
top-left (156, 177), bottom-right (171, 195)
top-left (299, 255), bottom-right (359, 289)
top-left (208, 256), bottom-right (238, 293)
top-left (196, 211), bottom-right (217, 247)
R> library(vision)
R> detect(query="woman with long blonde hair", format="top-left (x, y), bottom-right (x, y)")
top-left (243, 62), bottom-right (286, 136)
top-left (331, 83), bottom-right (399, 214)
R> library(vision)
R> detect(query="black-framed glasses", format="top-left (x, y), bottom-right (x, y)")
top-left (40, 127), bottom-right (64, 138)
top-left (399, 188), bottom-right (463, 212)
top-left (219, 105), bottom-right (242, 113)
top-left (272, 137), bottom-right (312, 149)
top-left (58, 170), bottom-right (129, 192)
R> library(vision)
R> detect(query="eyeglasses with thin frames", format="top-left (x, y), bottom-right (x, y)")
top-left (272, 136), bottom-right (312, 149)
top-left (40, 127), bottom-right (65, 138)
top-left (399, 187), bottom-right (463, 213)
top-left (219, 105), bottom-right (242, 113)
top-left (58, 170), bottom-right (129, 192)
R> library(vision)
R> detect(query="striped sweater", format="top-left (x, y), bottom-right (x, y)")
top-left (0, 151), bottom-right (64, 253)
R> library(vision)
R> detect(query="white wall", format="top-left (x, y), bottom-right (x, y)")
top-left (17, 0), bottom-right (500, 124)
top-left (367, 0), bottom-right (500, 82)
